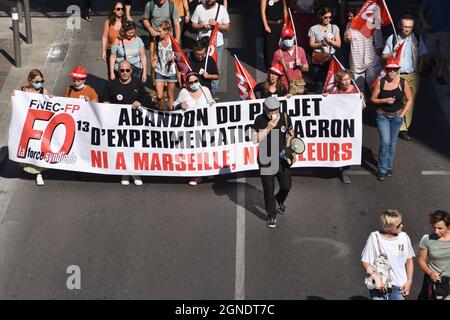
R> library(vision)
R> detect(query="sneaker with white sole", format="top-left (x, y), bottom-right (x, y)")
top-left (132, 175), bottom-right (143, 186)
top-left (36, 173), bottom-right (44, 186)
top-left (121, 175), bottom-right (130, 185)
top-left (189, 177), bottom-right (202, 186)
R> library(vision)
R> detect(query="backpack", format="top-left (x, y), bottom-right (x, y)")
top-left (144, 0), bottom-right (175, 25)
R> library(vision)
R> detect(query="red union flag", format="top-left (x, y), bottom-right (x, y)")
top-left (205, 23), bottom-right (219, 70)
top-left (169, 34), bottom-right (192, 77)
top-left (323, 56), bottom-right (344, 93)
top-left (234, 55), bottom-right (256, 100)
top-left (371, 38), bottom-right (406, 87)
top-left (351, 0), bottom-right (393, 38)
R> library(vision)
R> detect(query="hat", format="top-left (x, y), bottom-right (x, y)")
top-left (263, 96), bottom-right (280, 110)
top-left (281, 28), bottom-right (295, 39)
top-left (69, 66), bottom-right (88, 79)
top-left (269, 64), bottom-right (284, 76)
top-left (384, 62), bottom-right (400, 69)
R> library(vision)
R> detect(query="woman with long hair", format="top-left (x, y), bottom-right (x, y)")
top-left (254, 64), bottom-right (289, 99)
top-left (101, 1), bottom-right (127, 80)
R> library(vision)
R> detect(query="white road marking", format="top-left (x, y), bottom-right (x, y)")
top-left (421, 171), bottom-right (450, 175)
top-left (347, 171), bottom-right (371, 175)
top-left (235, 177), bottom-right (246, 300)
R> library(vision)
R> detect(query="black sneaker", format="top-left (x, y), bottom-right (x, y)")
top-left (399, 130), bottom-right (412, 141)
top-left (377, 172), bottom-right (387, 181)
top-left (387, 170), bottom-right (393, 177)
top-left (277, 202), bottom-right (286, 215)
top-left (340, 173), bottom-right (351, 184)
top-left (267, 215), bottom-right (277, 228)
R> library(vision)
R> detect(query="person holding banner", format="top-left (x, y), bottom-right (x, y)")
top-left (17, 69), bottom-right (51, 186)
top-left (174, 71), bottom-right (215, 186)
top-left (102, 60), bottom-right (151, 186)
top-left (323, 69), bottom-right (361, 184)
top-left (252, 97), bottom-right (294, 228)
top-left (370, 62), bottom-right (412, 181)
top-left (308, 7), bottom-right (341, 93)
top-left (64, 66), bottom-right (98, 102)
top-left (254, 64), bottom-right (289, 99)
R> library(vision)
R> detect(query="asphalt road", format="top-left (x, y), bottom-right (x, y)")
top-left (0, 0), bottom-right (449, 300)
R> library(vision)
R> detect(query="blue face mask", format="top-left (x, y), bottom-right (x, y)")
top-left (282, 39), bottom-right (294, 48)
top-left (32, 82), bottom-right (43, 90)
top-left (189, 81), bottom-right (201, 91)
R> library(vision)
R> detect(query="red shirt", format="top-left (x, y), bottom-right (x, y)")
top-left (271, 46), bottom-right (308, 89)
top-left (329, 85), bottom-right (359, 94)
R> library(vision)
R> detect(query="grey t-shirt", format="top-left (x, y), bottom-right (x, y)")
top-left (419, 234), bottom-right (450, 277)
top-left (142, 1), bottom-right (179, 30)
top-left (308, 24), bottom-right (340, 55)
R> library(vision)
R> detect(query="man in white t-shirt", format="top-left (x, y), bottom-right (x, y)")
top-left (191, 0), bottom-right (230, 94)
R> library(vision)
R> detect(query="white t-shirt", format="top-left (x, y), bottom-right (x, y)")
top-left (174, 86), bottom-right (214, 109)
top-left (191, 3), bottom-right (230, 47)
top-left (361, 231), bottom-right (415, 288)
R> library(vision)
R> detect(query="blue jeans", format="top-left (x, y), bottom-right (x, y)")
top-left (369, 286), bottom-right (404, 300)
top-left (211, 45), bottom-right (223, 93)
top-left (376, 112), bottom-right (403, 174)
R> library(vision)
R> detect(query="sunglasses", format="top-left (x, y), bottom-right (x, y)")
top-left (120, 69), bottom-right (131, 73)
top-left (188, 79), bottom-right (199, 85)
top-left (323, 16), bottom-right (332, 19)
top-left (115, 7), bottom-right (124, 11)
top-left (387, 69), bottom-right (400, 73)
top-left (32, 80), bottom-right (44, 84)
top-left (396, 221), bottom-right (403, 228)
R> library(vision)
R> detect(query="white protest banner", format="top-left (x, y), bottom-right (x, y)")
top-left (9, 91), bottom-right (362, 176)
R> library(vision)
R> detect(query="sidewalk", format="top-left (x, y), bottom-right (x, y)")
top-left (0, 14), bottom-right (74, 219)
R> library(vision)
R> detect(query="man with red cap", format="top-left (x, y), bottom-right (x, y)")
top-left (64, 66), bottom-right (98, 102)
top-left (254, 63), bottom-right (289, 99)
top-left (271, 28), bottom-right (309, 95)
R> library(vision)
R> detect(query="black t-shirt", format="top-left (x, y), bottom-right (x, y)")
top-left (254, 82), bottom-right (288, 99)
top-left (102, 78), bottom-right (151, 106)
top-left (253, 112), bottom-right (293, 167)
top-left (188, 52), bottom-right (219, 90)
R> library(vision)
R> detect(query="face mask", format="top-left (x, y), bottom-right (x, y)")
top-left (189, 82), bottom-right (201, 91)
top-left (32, 82), bottom-right (43, 90)
top-left (282, 39), bottom-right (294, 48)
top-left (74, 84), bottom-right (85, 90)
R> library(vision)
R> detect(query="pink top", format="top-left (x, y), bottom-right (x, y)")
top-left (271, 46), bottom-right (308, 89)
top-left (329, 85), bottom-right (359, 94)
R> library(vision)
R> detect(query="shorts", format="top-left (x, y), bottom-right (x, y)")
top-left (155, 72), bottom-right (178, 83)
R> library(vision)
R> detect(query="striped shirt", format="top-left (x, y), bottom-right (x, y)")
top-left (419, 0), bottom-right (450, 33)
top-left (346, 25), bottom-right (382, 73)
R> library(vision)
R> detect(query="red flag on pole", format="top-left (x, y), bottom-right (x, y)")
top-left (323, 56), bottom-right (344, 93)
top-left (205, 23), bottom-right (219, 71)
top-left (234, 55), bottom-right (256, 100)
top-left (169, 34), bottom-right (192, 79)
top-left (350, 0), bottom-right (393, 38)
top-left (371, 38), bottom-right (406, 88)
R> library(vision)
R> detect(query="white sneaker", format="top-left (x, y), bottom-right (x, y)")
top-left (188, 177), bottom-right (202, 186)
top-left (121, 175), bottom-right (130, 185)
top-left (132, 175), bottom-right (143, 186)
top-left (36, 173), bottom-right (44, 186)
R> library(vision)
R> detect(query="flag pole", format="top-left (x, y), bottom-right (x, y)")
top-left (334, 55), bottom-right (366, 107)
top-left (234, 54), bottom-right (255, 99)
top-left (288, 8), bottom-right (299, 60)
top-left (382, 0), bottom-right (398, 42)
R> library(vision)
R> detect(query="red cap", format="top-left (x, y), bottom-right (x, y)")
top-left (69, 66), bottom-right (88, 79)
top-left (269, 64), bottom-right (284, 76)
top-left (384, 62), bottom-right (400, 69)
top-left (281, 28), bottom-right (295, 39)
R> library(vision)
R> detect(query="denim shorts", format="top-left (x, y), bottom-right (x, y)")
top-left (155, 72), bottom-right (178, 83)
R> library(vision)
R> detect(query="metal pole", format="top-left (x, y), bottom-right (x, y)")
top-left (11, 7), bottom-right (22, 67)
top-left (17, 0), bottom-right (23, 23)
top-left (23, 0), bottom-right (32, 44)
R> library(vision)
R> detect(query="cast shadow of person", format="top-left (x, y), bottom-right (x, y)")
top-left (360, 146), bottom-right (378, 176)
top-left (211, 170), bottom-right (267, 222)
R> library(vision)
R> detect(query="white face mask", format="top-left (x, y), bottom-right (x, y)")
top-left (282, 39), bottom-right (294, 48)
top-left (74, 83), bottom-right (85, 90)
top-left (189, 81), bottom-right (201, 91)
